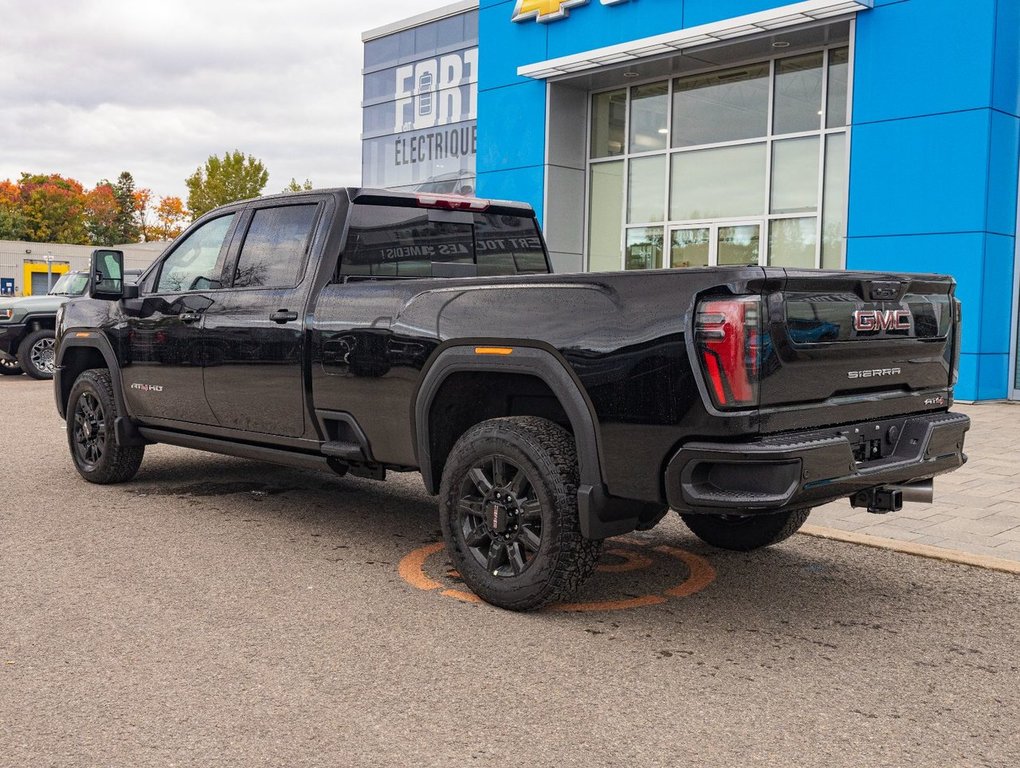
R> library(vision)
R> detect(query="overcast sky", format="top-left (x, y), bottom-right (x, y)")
top-left (0, 0), bottom-right (428, 205)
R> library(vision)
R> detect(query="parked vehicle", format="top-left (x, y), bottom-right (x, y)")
top-left (54, 189), bottom-right (970, 610)
top-left (0, 270), bottom-right (141, 379)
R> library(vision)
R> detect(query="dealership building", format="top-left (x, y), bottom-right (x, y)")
top-left (362, 0), bottom-right (1019, 402)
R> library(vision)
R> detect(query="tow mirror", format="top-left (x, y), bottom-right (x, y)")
top-left (90, 249), bottom-right (126, 300)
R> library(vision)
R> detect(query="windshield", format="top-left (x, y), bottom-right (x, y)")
top-left (49, 273), bottom-right (90, 296)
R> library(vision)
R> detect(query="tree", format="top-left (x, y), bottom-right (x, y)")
top-left (133, 188), bottom-right (152, 241)
top-left (283, 178), bottom-right (314, 193)
top-left (0, 179), bottom-right (29, 240)
top-left (151, 196), bottom-right (189, 240)
top-left (84, 183), bottom-right (121, 245)
top-left (111, 171), bottom-right (141, 243)
top-left (185, 150), bottom-right (269, 219)
top-left (18, 173), bottom-right (88, 244)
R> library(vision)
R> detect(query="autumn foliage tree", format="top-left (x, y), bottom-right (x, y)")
top-left (151, 196), bottom-right (189, 240)
top-left (185, 150), bottom-right (269, 219)
top-left (17, 174), bottom-right (89, 244)
top-left (84, 183), bottom-right (121, 245)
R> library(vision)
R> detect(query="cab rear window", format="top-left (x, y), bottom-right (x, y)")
top-left (338, 204), bottom-right (549, 280)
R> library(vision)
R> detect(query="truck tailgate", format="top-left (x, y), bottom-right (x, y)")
top-left (759, 269), bottom-right (957, 423)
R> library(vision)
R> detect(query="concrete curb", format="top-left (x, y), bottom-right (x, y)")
top-left (799, 524), bottom-right (1020, 575)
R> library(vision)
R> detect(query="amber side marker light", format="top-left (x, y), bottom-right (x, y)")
top-left (74, 332), bottom-right (92, 338)
top-left (474, 347), bottom-right (513, 356)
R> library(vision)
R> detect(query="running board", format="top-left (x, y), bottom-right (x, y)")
top-left (136, 427), bottom-right (333, 472)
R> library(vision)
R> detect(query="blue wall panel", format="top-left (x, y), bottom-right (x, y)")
top-left (980, 234), bottom-right (1015, 356)
top-left (993, 0), bottom-right (1020, 117)
top-left (477, 81), bottom-right (548, 171)
top-left (853, 0), bottom-right (996, 123)
top-left (478, 1), bottom-right (547, 90)
top-left (956, 354), bottom-right (979, 401)
top-left (987, 110), bottom-right (1020, 237)
top-left (475, 165), bottom-right (547, 222)
top-left (848, 111), bottom-right (991, 238)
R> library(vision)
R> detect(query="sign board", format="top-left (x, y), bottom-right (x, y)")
top-left (0, 278), bottom-right (13, 295)
top-left (512, 0), bottom-right (630, 24)
top-left (363, 47), bottom-right (478, 192)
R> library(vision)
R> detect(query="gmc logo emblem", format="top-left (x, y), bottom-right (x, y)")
top-left (853, 309), bottom-right (911, 333)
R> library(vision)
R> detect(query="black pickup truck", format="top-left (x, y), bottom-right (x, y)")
top-left (55, 188), bottom-right (970, 610)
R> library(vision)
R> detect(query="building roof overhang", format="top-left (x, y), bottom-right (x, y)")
top-left (517, 0), bottom-right (872, 80)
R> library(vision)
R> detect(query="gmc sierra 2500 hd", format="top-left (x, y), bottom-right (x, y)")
top-left (55, 188), bottom-right (970, 610)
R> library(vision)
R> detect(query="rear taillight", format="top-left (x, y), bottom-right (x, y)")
top-left (695, 296), bottom-right (761, 409)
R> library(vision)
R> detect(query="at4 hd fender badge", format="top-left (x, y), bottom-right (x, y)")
top-left (131, 383), bottom-right (164, 393)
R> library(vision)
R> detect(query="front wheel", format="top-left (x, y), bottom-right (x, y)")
top-left (67, 369), bottom-right (145, 484)
top-left (18, 328), bottom-right (56, 380)
top-left (679, 508), bottom-right (811, 551)
top-left (439, 417), bottom-right (602, 611)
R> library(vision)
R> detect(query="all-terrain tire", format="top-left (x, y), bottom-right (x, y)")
top-left (679, 508), bottom-right (811, 552)
top-left (439, 416), bottom-right (603, 611)
top-left (0, 357), bottom-right (21, 375)
top-left (18, 328), bottom-right (56, 380)
top-left (66, 369), bottom-right (145, 484)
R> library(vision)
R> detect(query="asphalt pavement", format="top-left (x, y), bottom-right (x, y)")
top-left (1, 376), bottom-right (1018, 767)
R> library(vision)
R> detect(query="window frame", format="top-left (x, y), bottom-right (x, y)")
top-left (223, 198), bottom-right (326, 292)
top-left (147, 209), bottom-right (243, 296)
top-left (336, 203), bottom-right (552, 282)
top-left (584, 33), bottom-right (854, 273)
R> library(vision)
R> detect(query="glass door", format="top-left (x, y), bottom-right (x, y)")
top-left (668, 222), bottom-right (762, 268)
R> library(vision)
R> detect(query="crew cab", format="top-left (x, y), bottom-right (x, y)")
top-left (54, 188), bottom-right (970, 610)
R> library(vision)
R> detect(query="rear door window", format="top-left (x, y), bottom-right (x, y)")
top-left (233, 203), bottom-right (319, 288)
top-left (341, 206), bottom-right (474, 278)
top-left (339, 204), bottom-right (549, 279)
top-left (474, 214), bottom-right (548, 275)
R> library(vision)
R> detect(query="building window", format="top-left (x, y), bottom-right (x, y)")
top-left (586, 46), bottom-right (850, 272)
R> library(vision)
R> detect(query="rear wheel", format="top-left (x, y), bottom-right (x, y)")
top-left (679, 508), bottom-right (811, 551)
top-left (439, 417), bottom-right (602, 611)
top-left (0, 357), bottom-right (21, 375)
top-left (67, 369), bottom-right (145, 484)
top-left (18, 328), bottom-right (56, 380)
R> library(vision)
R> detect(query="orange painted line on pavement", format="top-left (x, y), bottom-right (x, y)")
top-left (441, 588), bottom-right (482, 603)
top-left (596, 547), bottom-right (654, 573)
top-left (655, 545), bottom-right (717, 598)
top-left (398, 541), bottom-right (446, 591)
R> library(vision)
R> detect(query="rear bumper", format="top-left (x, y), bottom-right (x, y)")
top-left (666, 411), bottom-right (970, 515)
top-left (0, 322), bottom-right (27, 358)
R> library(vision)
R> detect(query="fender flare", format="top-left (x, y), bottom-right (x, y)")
top-left (413, 343), bottom-right (646, 539)
top-left (56, 332), bottom-right (130, 422)
top-left (414, 344), bottom-right (602, 492)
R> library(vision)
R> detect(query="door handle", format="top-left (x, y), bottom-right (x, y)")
top-left (179, 310), bottom-right (202, 324)
top-left (270, 309), bottom-right (299, 324)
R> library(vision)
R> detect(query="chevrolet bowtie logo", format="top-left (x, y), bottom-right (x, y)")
top-left (512, 0), bottom-right (629, 24)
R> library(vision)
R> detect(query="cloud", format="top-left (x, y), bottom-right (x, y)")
top-left (0, 0), bottom-right (429, 204)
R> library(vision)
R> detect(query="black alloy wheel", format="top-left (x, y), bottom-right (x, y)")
top-left (66, 369), bottom-right (145, 484)
top-left (73, 391), bottom-right (107, 471)
top-left (439, 416), bottom-right (603, 611)
top-left (458, 455), bottom-right (544, 578)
